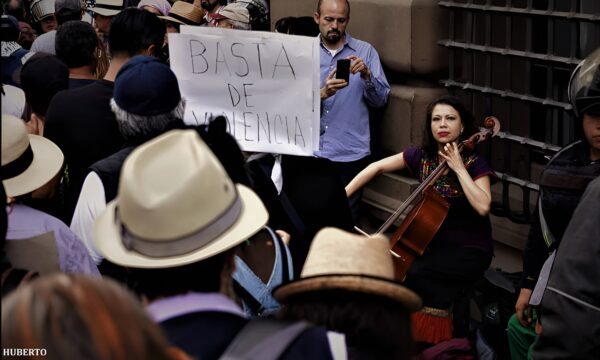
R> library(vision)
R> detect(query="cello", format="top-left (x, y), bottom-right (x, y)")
top-left (358, 116), bottom-right (501, 281)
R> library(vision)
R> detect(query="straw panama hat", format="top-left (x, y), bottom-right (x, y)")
top-left (273, 227), bottom-right (422, 311)
top-left (93, 129), bottom-right (268, 269)
top-left (1, 115), bottom-right (64, 197)
top-left (158, 1), bottom-right (204, 25)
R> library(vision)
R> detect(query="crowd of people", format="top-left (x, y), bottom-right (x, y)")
top-left (1, 0), bottom-right (599, 359)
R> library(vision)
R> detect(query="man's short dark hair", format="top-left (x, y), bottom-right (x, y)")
top-left (20, 54), bottom-right (69, 116)
top-left (56, 9), bottom-right (82, 25)
top-left (108, 8), bottom-right (165, 58)
top-left (55, 0), bottom-right (82, 25)
top-left (56, 21), bottom-right (98, 69)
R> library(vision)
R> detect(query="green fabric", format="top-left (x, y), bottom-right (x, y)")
top-left (507, 312), bottom-right (537, 360)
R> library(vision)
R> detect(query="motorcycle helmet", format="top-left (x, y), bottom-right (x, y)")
top-left (568, 47), bottom-right (600, 117)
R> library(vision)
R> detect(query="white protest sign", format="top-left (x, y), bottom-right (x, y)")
top-left (169, 27), bottom-right (320, 156)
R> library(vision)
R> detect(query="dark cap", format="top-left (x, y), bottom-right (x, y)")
top-left (1, 15), bottom-right (20, 41)
top-left (20, 53), bottom-right (70, 116)
top-left (113, 55), bottom-right (181, 116)
top-left (56, 0), bottom-right (82, 12)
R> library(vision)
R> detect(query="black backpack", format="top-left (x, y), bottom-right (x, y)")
top-left (219, 319), bottom-right (313, 360)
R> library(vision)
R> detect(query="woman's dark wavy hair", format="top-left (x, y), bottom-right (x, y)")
top-left (422, 95), bottom-right (478, 157)
top-left (278, 289), bottom-right (413, 360)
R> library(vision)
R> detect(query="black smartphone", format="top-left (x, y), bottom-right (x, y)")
top-left (336, 59), bottom-right (350, 82)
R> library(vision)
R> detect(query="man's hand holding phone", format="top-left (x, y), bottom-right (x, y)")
top-left (320, 67), bottom-right (348, 100)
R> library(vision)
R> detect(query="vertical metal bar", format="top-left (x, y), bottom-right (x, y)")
top-left (568, 0), bottom-right (579, 143)
top-left (449, 6), bottom-right (456, 82)
top-left (505, 1), bottom-right (513, 173)
top-left (485, 0), bottom-right (492, 113)
top-left (467, 0), bottom-right (475, 113)
top-left (521, 0), bottom-right (533, 179)
top-left (546, 2), bottom-right (555, 144)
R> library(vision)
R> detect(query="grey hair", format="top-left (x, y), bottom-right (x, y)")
top-left (227, 19), bottom-right (252, 31)
top-left (110, 98), bottom-right (186, 140)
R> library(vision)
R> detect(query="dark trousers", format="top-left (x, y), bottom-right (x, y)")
top-left (331, 156), bottom-right (371, 224)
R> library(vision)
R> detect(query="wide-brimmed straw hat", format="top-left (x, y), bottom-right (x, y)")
top-left (90, 0), bottom-right (123, 17)
top-left (1, 115), bottom-right (64, 197)
top-left (273, 227), bottom-right (422, 311)
top-left (158, 1), bottom-right (204, 25)
top-left (93, 129), bottom-right (268, 269)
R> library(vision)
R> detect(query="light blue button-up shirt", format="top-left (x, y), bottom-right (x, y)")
top-left (315, 33), bottom-right (390, 162)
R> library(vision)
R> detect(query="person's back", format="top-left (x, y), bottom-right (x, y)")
top-left (6, 203), bottom-right (100, 276)
top-left (1, 274), bottom-right (189, 360)
top-left (55, 20), bottom-right (101, 89)
top-left (70, 55), bottom-right (185, 264)
top-left (1, 115), bottom-right (99, 277)
top-left (275, 228), bottom-right (421, 359)
top-left (44, 80), bottom-right (124, 223)
top-left (44, 8), bottom-right (166, 223)
top-left (92, 130), bottom-right (338, 360)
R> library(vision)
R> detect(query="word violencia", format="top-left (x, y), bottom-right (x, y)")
top-left (191, 110), bottom-right (307, 148)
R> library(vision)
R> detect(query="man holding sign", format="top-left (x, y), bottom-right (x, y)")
top-left (314, 0), bottom-right (390, 220)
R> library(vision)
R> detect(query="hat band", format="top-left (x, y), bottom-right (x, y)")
top-left (116, 195), bottom-right (243, 258)
top-left (94, 3), bottom-right (123, 11)
top-left (2, 144), bottom-right (33, 180)
top-left (168, 12), bottom-right (201, 25)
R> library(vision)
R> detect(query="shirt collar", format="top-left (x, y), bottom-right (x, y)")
top-left (318, 32), bottom-right (356, 53)
top-left (146, 292), bottom-right (246, 323)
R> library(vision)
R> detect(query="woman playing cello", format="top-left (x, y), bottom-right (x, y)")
top-left (346, 96), bottom-right (496, 345)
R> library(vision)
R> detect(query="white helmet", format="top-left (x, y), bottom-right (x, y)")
top-left (30, 0), bottom-right (56, 22)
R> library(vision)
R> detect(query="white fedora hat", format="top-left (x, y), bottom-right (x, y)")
top-left (90, 0), bottom-right (123, 17)
top-left (1, 84), bottom-right (26, 118)
top-left (1, 115), bottom-right (64, 197)
top-left (93, 129), bottom-right (268, 268)
top-left (273, 227), bottom-right (422, 311)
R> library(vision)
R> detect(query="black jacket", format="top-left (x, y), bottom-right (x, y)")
top-left (532, 176), bottom-right (600, 359)
top-left (160, 311), bottom-right (334, 360)
top-left (520, 141), bottom-right (600, 289)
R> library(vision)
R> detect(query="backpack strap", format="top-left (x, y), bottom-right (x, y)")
top-left (538, 194), bottom-right (556, 249)
top-left (537, 141), bottom-right (578, 250)
top-left (232, 278), bottom-right (264, 315)
top-left (1, 263), bottom-right (38, 297)
top-left (220, 319), bottom-right (312, 360)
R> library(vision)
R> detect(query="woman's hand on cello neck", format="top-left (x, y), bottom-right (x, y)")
top-left (438, 142), bottom-right (467, 175)
top-left (438, 141), bottom-right (492, 216)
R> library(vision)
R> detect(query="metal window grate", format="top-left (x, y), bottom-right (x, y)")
top-left (439, 0), bottom-right (600, 225)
